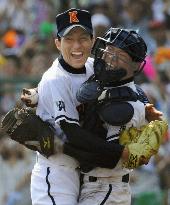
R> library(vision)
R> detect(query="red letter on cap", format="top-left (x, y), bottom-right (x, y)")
top-left (69, 11), bottom-right (79, 23)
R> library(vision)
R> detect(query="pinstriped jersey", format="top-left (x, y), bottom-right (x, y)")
top-left (84, 81), bottom-right (147, 177)
top-left (36, 57), bottom-right (94, 165)
top-left (37, 57), bottom-right (94, 130)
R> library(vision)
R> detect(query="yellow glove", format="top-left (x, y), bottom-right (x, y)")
top-left (137, 120), bottom-right (168, 153)
top-left (119, 125), bottom-right (146, 145)
top-left (121, 120), bottom-right (168, 169)
top-left (123, 143), bottom-right (154, 169)
top-left (120, 120), bottom-right (168, 148)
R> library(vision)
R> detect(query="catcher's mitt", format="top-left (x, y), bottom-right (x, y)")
top-left (120, 119), bottom-right (168, 169)
top-left (123, 143), bottom-right (154, 169)
top-left (137, 120), bottom-right (168, 151)
top-left (1, 105), bottom-right (55, 157)
top-left (120, 120), bottom-right (168, 149)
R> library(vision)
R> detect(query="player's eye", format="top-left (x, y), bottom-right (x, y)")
top-left (64, 36), bottom-right (72, 41)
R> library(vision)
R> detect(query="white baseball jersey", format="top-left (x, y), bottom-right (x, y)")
top-left (79, 81), bottom-right (147, 205)
top-left (85, 81), bottom-right (147, 178)
top-left (37, 56), bottom-right (94, 161)
top-left (31, 57), bottom-right (94, 205)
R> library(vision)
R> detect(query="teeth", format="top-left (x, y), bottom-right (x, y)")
top-left (72, 52), bottom-right (83, 55)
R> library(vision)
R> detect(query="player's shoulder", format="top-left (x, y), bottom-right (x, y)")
top-left (39, 58), bottom-right (66, 86)
top-left (42, 58), bottom-right (65, 79)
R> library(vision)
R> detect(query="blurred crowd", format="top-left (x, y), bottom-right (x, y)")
top-left (0, 0), bottom-right (170, 205)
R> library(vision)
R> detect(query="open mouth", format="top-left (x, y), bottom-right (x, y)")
top-left (71, 51), bottom-right (83, 60)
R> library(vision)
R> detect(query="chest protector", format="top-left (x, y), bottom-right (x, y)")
top-left (76, 80), bottom-right (149, 126)
top-left (97, 86), bottom-right (138, 126)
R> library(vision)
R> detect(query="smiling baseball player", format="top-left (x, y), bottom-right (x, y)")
top-left (26, 8), bottom-right (95, 205)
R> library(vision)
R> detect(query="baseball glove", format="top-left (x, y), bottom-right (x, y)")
top-left (120, 120), bottom-right (168, 148)
top-left (123, 143), bottom-right (154, 169)
top-left (1, 104), bottom-right (55, 157)
top-left (120, 120), bottom-right (168, 169)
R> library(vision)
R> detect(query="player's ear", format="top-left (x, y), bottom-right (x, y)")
top-left (55, 38), bottom-right (61, 51)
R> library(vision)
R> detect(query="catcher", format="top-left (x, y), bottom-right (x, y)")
top-left (1, 28), bottom-right (168, 205)
top-left (63, 27), bottom-right (168, 205)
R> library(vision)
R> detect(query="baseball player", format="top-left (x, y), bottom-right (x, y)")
top-left (73, 28), bottom-right (168, 205)
top-left (29, 8), bottom-right (95, 205)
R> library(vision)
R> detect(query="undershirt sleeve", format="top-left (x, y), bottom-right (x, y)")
top-left (60, 121), bottom-right (124, 169)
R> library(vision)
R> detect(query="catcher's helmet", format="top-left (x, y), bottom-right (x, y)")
top-left (92, 28), bottom-right (147, 85)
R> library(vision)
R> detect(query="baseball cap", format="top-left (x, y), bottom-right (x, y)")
top-left (56, 8), bottom-right (93, 37)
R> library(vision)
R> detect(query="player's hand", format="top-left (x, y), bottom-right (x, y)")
top-left (145, 103), bottom-right (163, 122)
top-left (21, 88), bottom-right (38, 108)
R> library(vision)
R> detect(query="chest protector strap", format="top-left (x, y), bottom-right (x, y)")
top-left (98, 86), bottom-right (138, 102)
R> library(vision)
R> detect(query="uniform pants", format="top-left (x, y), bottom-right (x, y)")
top-left (31, 162), bottom-right (80, 205)
top-left (78, 175), bottom-right (131, 205)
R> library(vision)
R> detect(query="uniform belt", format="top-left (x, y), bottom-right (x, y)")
top-left (87, 174), bottom-right (129, 183)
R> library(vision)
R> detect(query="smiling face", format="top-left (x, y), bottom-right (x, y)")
top-left (102, 45), bottom-right (140, 80)
top-left (55, 27), bottom-right (94, 69)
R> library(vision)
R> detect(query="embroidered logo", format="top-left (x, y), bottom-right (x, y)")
top-left (69, 11), bottom-right (79, 23)
top-left (56, 101), bottom-right (66, 112)
top-left (42, 137), bottom-right (50, 149)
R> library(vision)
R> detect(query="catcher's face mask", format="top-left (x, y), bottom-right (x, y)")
top-left (101, 45), bottom-right (139, 79)
top-left (92, 28), bottom-right (147, 85)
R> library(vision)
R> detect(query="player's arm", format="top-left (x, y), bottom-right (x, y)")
top-left (60, 120), bottom-right (126, 169)
top-left (60, 119), bottom-right (168, 170)
top-left (19, 87), bottom-right (162, 169)
top-left (60, 121), bottom-right (153, 170)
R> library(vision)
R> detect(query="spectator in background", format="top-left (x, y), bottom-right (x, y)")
top-left (91, 13), bottom-right (111, 37)
top-left (0, 55), bottom-right (21, 115)
top-left (30, 0), bottom-right (55, 34)
top-left (0, 137), bottom-right (35, 205)
top-left (155, 134), bottom-right (170, 205)
top-left (0, 55), bottom-right (21, 77)
top-left (148, 20), bottom-right (170, 47)
top-left (87, 1), bottom-right (112, 37)
top-left (145, 20), bottom-right (170, 123)
top-left (121, 0), bottom-right (156, 54)
top-left (163, 0), bottom-right (170, 29)
top-left (1, 29), bottom-right (26, 56)
top-left (151, 0), bottom-right (166, 22)
top-left (0, 0), bottom-right (32, 34)
top-left (130, 158), bottom-right (163, 205)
